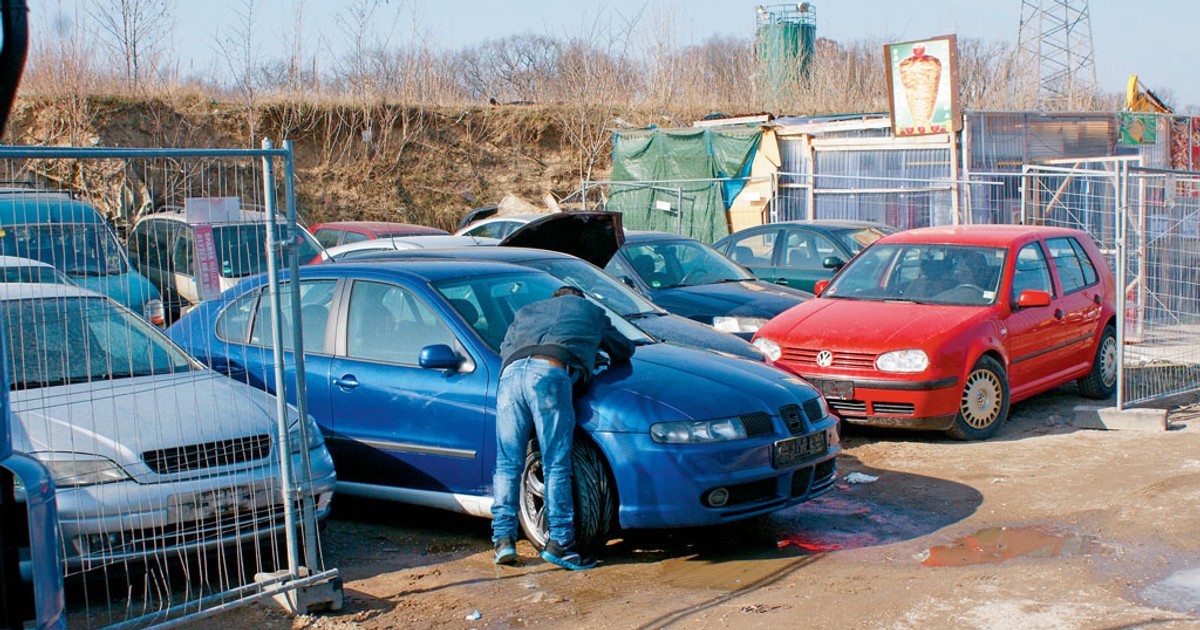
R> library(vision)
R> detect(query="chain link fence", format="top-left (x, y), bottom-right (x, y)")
top-left (0, 145), bottom-right (340, 628)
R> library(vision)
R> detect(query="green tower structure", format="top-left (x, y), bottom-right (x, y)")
top-left (755, 3), bottom-right (817, 103)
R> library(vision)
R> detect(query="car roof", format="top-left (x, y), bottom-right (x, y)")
top-left (764, 219), bottom-right (894, 230)
top-left (312, 257), bottom-right (542, 283)
top-left (0, 255), bottom-right (53, 268)
top-left (879, 224), bottom-right (1088, 247)
top-left (0, 282), bottom-right (102, 301)
top-left (0, 192), bottom-right (105, 224)
top-left (136, 206), bottom-right (290, 226)
top-left (346, 246), bottom-right (574, 264)
top-left (623, 230), bottom-right (695, 243)
top-left (312, 221), bottom-right (448, 236)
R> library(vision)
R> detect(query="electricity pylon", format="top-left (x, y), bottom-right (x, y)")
top-left (1017, 0), bottom-right (1098, 108)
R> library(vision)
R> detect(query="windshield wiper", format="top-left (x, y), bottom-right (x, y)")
top-left (624, 311), bottom-right (664, 320)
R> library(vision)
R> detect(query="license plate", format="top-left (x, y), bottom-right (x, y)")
top-left (813, 378), bottom-right (854, 400)
top-left (170, 483), bottom-right (275, 521)
top-left (773, 431), bottom-right (829, 468)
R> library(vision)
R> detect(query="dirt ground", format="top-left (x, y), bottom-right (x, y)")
top-left (203, 387), bottom-right (1200, 630)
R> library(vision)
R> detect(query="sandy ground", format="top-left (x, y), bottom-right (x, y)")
top-left (183, 387), bottom-right (1200, 629)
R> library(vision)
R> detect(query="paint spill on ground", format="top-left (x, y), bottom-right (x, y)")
top-left (921, 526), bottom-right (1099, 567)
top-left (1142, 567), bottom-right (1200, 613)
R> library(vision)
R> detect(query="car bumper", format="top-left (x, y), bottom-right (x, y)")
top-left (54, 447), bottom-right (336, 567)
top-left (796, 371), bottom-right (961, 431)
top-left (593, 425), bottom-right (840, 530)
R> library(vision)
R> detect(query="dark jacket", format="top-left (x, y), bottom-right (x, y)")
top-left (500, 295), bottom-right (635, 382)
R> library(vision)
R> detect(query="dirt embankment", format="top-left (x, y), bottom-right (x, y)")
top-left (5, 97), bottom-right (620, 231)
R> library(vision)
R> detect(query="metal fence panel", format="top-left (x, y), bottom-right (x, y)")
top-left (0, 145), bottom-right (339, 628)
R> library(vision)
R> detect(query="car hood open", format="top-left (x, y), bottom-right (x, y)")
top-left (499, 211), bottom-right (624, 268)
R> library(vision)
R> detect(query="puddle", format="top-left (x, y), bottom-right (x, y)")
top-left (1142, 567), bottom-right (1200, 613)
top-left (921, 526), bottom-right (1099, 567)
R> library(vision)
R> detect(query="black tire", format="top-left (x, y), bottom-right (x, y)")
top-left (518, 438), bottom-right (616, 554)
top-left (946, 355), bottom-right (1010, 441)
top-left (1077, 325), bottom-right (1117, 399)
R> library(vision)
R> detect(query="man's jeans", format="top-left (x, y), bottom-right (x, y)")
top-left (492, 357), bottom-right (576, 547)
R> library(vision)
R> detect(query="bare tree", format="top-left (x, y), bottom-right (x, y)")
top-left (89, 0), bottom-right (173, 91)
top-left (213, 0), bottom-right (264, 142)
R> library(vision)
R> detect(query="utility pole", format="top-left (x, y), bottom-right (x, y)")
top-left (1017, 0), bottom-right (1098, 108)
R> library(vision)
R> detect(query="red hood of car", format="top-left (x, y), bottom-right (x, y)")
top-left (762, 297), bottom-right (991, 349)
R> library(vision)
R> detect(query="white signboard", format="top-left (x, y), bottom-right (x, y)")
top-left (193, 224), bottom-right (222, 301)
top-left (185, 197), bottom-right (242, 225)
top-left (654, 200), bottom-right (672, 212)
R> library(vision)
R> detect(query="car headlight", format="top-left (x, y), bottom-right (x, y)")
top-left (650, 418), bottom-right (748, 444)
top-left (41, 455), bottom-right (131, 487)
top-left (289, 413), bottom-right (325, 453)
top-left (876, 349), bottom-right (929, 373)
top-left (753, 337), bottom-right (782, 362)
top-left (712, 316), bottom-right (768, 334)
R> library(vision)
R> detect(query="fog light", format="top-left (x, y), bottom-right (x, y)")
top-left (706, 487), bottom-right (730, 507)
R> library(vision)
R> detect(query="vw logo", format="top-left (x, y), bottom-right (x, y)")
top-left (816, 350), bottom-right (833, 367)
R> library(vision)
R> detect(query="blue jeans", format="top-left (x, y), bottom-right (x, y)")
top-left (492, 357), bottom-right (576, 547)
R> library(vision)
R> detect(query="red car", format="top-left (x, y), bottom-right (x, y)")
top-left (310, 221), bottom-right (447, 249)
top-left (752, 225), bottom-right (1117, 440)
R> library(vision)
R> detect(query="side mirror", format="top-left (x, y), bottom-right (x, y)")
top-left (822, 256), bottom-right (845, 270)
top-left (1016, 289), bottom-right (1052, 308)
top-left (813, 280), bottom-right (830, 296)
top-left (419, 344), bottom-right (462, 370)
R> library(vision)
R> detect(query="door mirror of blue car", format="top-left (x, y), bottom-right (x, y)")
top-left (419, 344), bottom-right (463, 371)
top-left (822, 256), bottom-right (845, 270)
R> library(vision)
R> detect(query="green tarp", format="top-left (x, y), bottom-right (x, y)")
top-left (609, 126), bottom-right (761, 244)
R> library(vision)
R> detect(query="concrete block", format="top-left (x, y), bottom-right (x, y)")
top-left (1073, 405), bottom-right (1168, 432)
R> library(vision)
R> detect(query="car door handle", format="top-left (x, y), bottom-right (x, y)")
top-left (774, 278), bottom-right (789, 286)
top-left (1054, 309), bottom-right (1064, 319)
top-left (333, 375), bottom-right (360, 390)
top-left (1092, 294), bottom-right (1101, 305)
top-left (218, 361), bottom-right (246, 377)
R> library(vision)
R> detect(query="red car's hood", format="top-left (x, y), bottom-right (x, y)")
top-left (768, 298), bottom-right (989, 348)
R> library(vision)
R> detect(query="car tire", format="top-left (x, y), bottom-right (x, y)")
top-left (946, 355), bottom-right (1010, 441)
top-left (1077, 325), bottom-right (1117, 399)
top-left (518, 438), bottom-right (616, 555)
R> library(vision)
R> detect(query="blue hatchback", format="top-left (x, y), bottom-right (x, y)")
top-left (167, 259), bottom-right (840, 551)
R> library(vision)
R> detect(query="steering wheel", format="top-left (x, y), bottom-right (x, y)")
top-left (954, 283), bottom-right (985, 294)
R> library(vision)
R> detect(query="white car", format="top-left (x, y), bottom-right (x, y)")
top-left (4, 283), bottom-right (336, 566)
top-left (0, 255), bottom-right (74, 285)
top-left (453, 213), bottom-right (545, 239)
top-left (319, 234), bottom-right (499, 262)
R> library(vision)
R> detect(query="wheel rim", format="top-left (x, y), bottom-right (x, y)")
top-left (520, 457), bottom-right (548, 545)
top-left (1099, 335), bottom-right (1118, 389)
top-left (960, 368), bottom-right (1003, 429)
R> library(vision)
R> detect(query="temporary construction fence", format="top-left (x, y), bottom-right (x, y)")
top-left (0, 143), bottom-right (340, 628)
top-left (1022, 160), bottom-right (1200, 409)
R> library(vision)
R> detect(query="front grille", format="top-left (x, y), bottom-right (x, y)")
top-left (792, 459), bottom-right (837, 498)
top-left (779, 404), bottom-right (806, 435)
top-left (814, 459), bottom-right (836, 481)
top-left (780, 346), bottom-right (878, 369)
top-left (802, 398), bottom-right (825, 423)
top-left (828, 400), bottom-right (868, 415)
top-left (143, 434), bottom-right (272, 475)
top-left (739, 412), bottom-right (775, 437)
top-left (872, 402), bottom-right (916, 415)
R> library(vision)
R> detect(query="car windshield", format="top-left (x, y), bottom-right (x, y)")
top-left (432, 271), bottom-right (653, 352)
top-left (212, 223), bottom-right (322, 278)
top-left (835, 227), bottom-right (893, 254)
top-left (3, 296), bottom-right (195, 390)
top-left (523, 258), bottom-right (664, 318)
top-left (0, 223), bottom-right (128, 276)
top-left (624, 239), bottom-right (752, 289)
top-left (0, 265), bottom-right (71, 284)
top-left (825, 243), bottom-right (1007, 306)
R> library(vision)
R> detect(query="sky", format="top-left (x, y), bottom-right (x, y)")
top-left (98, 0), bottom-right (1200, 110)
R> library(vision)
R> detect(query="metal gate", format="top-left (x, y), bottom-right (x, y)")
top-left (0, 143), bottom-right (340, 627)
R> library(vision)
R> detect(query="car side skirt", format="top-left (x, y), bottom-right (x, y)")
top-left (336, 481), bottom-right (494, 519)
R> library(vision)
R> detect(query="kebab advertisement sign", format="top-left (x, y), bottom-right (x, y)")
top-left (884, 35), bottom-right (961, 136)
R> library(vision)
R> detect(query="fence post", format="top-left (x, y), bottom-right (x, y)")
top-left (1115, 160), bottom-right (1128, 410)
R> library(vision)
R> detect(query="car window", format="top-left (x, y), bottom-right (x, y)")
top-left (249, 280), bottom-right (338, 352)
top-left (212, 223), bottom-right (322, 279)
top-left (783, 231), bottom-right (838, 270)
top-left (4, 296), bottom-right (193, 390)
top-left (217, 291), bottom-right (259, 343)
top-left (525, 258), bottom-right (660, 317)
top-left (145, 220), bottom-right (174, 271)
top-left (0, 222), bottom-right (130, 276)
top-left (345, 281), bottom-right (456, 365)
top-left (173, 228), bottom-right (195, 277)
top-left (0, 266), bottom-right (68, 284)
top-left (623, 239), bottom-right (751, 288)
top-left (1046, 237), bottom-right (1098, 294)
top-left (314, 228), bottom-right (342, 249)
top-left (835, 227), bottom-right (892, 254)
top-left (343, 231), bottom-right (370, 244)
top-left (1012, 242), bottom-right (1054, 301)
top-left (826, 243), bottom-right (1005, 306)
top-left (1068, 238), bottom-right (1099, 286)
top-left (603, 257), bottom-right (638, 288)
top-left (465, 221), bottom-right (520, 239)
top-left (726, 232), bottom-right (777, 267)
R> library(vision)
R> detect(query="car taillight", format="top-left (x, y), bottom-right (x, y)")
top-left (144, 299), bottom-right (165, 327)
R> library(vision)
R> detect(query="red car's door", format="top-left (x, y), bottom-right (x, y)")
top-left (1045, 236), bottom-right (1106, 371)
top-left (1003, 240), bottom-right (1071, 397)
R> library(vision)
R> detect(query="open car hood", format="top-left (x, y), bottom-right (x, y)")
top-left (499, 211), bottom-right (624, 268)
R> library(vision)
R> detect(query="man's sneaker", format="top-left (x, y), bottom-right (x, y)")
top-left (494, 537), bottom-right (518, 565)
top-left (540, 540), bottom-right (597, 571)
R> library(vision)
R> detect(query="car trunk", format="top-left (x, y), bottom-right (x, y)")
top-left (498, 211), bottom-right (623, 268)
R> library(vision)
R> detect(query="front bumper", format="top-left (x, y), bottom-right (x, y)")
top-left (796, 370), bottom-right (961, 431)
top-left (594, 423), bottom-right (840, 530)
top-left (54, 447), bottom-right (336, 568)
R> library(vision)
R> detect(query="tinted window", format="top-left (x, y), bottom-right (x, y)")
top-left (726, 231), bottom-right (777, 266)
top-left (1012, 243), bottom-right (1054, 301)
top-left (342, 231), bottom-right (370, 244)
top-left (211, 223), bottom-right (322, 279)
top-left (622, 239), bottom-right (752, 289)
top-left (173, 228), bottom-right (195, 277)
top-left (314, 228), bottom-right (342, 249)
top-left (345, 281), bottom-right (456, 364)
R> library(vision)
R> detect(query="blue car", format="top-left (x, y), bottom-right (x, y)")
top-left (167, 259), bottom-right (840, 551)
top-left (604, 231), bottom-right (814, 339)
top-left (0, 190), bottom-right (163, 324)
